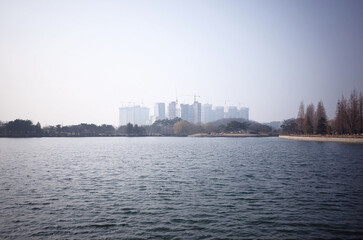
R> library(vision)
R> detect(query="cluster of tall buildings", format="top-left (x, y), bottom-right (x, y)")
top-left (118, 106), bottom-right (149, 126)
top-left (119, 101), bottom-right (249, 126)
top-left (202, 104), bottom-right (249, 123)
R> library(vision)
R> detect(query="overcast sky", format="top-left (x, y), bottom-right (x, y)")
top-left (1, 0), bottom-right (362, 126)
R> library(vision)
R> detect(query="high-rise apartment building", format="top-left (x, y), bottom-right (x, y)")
top-left (228, 106), bottom-right (238, 118)
top-left (119, 106), bottom-right (149, 126)
top-left (168, 101), bottom-right (177, 119)
top-left (202, 104), bottom-right (213, 123)
top-left (239, 107), bottom-right (249, 120)
top-left (154, 103), bottom-right (166, 120)
top-left (226, 106), bottom-right (249, 120)
top-left (193, 101), bottom-right (201, 124)
top-left (180, 101), bottom-right (201, 124)
top-left (215, 106), bottom-right (225, 121)
top-left (180, 104), bottom-right (193, 123)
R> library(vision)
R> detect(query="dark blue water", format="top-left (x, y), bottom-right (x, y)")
top-left (0, 137), bottom-right (362, 239)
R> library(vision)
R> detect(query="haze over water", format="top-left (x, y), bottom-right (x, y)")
top-left (1, 137), bottom-right (362, 239)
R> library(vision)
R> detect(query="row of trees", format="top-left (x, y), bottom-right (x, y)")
top-left (281, 89), bottom-right (363, 135)
top-left (42, 123), bottom-right (115, 136)
top-left (295, 100), bottom-right (329, 134)
top-left (334, 89), bottom-right (363, 134)
top-left (122, 123), bottom-right (146, 136)
top-left (171, 119), bottom-right (272, 136)
top-left (122, 118), bottom-right (272, 136)
top-left (0, 119), bottom-right (42, 136)
top-left (0, 120), bottom-right (116, 137)
top-left (1, 117), bottom-right (274, 137)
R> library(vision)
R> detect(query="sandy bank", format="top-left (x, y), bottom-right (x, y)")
top-left (279, 135), bottom-right (363, 144)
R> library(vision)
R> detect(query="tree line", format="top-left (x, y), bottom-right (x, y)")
top-left (0, 119), bottom-right (42, 137)
top-left (281, 89), bottom-right (363, 135)
top-left (0, 117), bottom-right (274, 137)
top-left (146, 118), bottom-right (272, 136)
top-left (0, 120), bottom-right (116, 137)
top-left (334, 89), bottom-right (363, 134)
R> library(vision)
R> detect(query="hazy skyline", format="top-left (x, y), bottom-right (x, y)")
top-left (1, 0), bottom-right (363, 126)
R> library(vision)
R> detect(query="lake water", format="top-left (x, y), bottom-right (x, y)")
top-left (0, 137), bottom-right (362, 239)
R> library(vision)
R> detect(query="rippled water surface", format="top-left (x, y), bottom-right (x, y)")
top-left (0, 137), bottom-right (363, 239)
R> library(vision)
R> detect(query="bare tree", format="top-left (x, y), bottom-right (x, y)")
top-left (296, 101), bottom-right (305, 134)
top-left (173, 121), bottom-right (195, 136)
top-left (334, 95), bottom-right (349, 134)
top-left (359, 92), bottom-right (363, 134)
top-left (348, 89), bottom-right (359, 134)
top-left (304, 103), bottom-right (314, 134)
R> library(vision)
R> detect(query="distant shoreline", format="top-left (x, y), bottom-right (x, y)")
top-left (0, 135), bottom-right (160, 138)
top-left (188, 133), bottom-right (278, 137)
top-left (279, 135), bottom-right (363, 144)
top-left (0, 133), bottom-right (278, 138)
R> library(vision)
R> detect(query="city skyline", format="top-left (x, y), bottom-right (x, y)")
top-left (119, 100), bottom-right (250, 126)
top-left (1, 0), bottom-right (363, 126)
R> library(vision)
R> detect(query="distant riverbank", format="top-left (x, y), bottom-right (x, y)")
top-left (189, 133), bottom-right (278, 137)
top-left (0, 133), bottom-right (277, 138)
top-left (279, 135), bottom-right (363, 144)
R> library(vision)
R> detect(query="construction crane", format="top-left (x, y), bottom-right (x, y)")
top-left (183, 94), bottom-right (200, 102)
top-left (119, 101), bottom-right (135, 107)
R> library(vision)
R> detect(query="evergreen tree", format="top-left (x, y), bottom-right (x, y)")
top-left (304, 104), bottom-right (314, 134)
top-left (317, 117), bottom-right (327, 135)
top-left (315, 100), bottom-right (327, 134)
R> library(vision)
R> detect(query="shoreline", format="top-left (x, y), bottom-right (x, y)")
top-left (279, 135), bottom-right (363, 144)
top-left (188, 133), bottom-right (277, 138)
top-left (0, 133), bottom-right (278, 138)
top-left (0, 135), bottom-right (167, 138)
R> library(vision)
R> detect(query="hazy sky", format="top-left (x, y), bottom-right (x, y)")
top-left (1, 0), bottom-right (363, 126)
